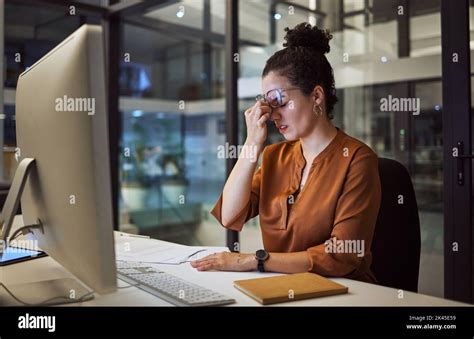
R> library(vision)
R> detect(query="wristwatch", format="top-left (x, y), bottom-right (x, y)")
top-left (255, 249), bottom-right (269, 272)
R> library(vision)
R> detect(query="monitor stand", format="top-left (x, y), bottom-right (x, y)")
top-left (0, 158), bottom-right (37, 246)
top-left (0, 278), bottom-right (94, 306)
top-left (0, 158), bottom-right (95, 305)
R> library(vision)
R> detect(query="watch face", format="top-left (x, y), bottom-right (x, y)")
top-left (256, 249), bottom-right (268, 261)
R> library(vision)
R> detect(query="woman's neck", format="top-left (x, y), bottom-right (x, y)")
top-left (299, 118), bottom-right (338, 163)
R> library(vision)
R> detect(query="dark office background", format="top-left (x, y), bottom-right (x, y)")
top-left (1, 0), bottom-right (473, 302)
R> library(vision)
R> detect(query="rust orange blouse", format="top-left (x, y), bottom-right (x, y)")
top-left (210, 128), bottom-right (381, 283)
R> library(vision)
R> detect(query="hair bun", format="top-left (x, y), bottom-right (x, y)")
top-left (283, 22), bottom-right (332, 54)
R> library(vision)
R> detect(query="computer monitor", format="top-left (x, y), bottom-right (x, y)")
top-left (0, 24), bottom-right (117, 298)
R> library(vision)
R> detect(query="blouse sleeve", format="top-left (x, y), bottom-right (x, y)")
top-left (209, 164), bottom-right (262, 232)
top-left (306, 149), bottom-right (381, 278)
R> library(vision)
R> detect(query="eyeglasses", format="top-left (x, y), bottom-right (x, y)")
top-left (255, 88), bottom-right (300, 108)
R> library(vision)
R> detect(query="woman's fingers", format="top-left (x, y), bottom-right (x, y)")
top-left (191, 254), bottom-right (215, 265)
top-left (191, 252), bottom-right (222, 267)
top-left (191, 252), bottom-right (232, 271)
top-left (255, 103), bottom-right (272, 117)
top-left (195, 263), bottom-right (215, 271)
top-left (191, 258), bottom-right (212, 266)
top-left (194, 253), bottom-right (214, 261)
top-left (244, 101), bottom-right (270, 145)
top-left (191, 257), bottom-right (219, 271)
top-left (258, 109), bottom-right (272, 122)
top-left (244, 107), bottom-right (252, 117)
top-left (191, 252), bottom-right (253, 272)
top-left (257, 113), bottom-right (270, 127)
top-left (246, 102), bottom-right (271, 120)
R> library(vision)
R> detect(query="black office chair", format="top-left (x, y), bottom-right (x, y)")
top-left (370, 157), bottom-right (421, 292)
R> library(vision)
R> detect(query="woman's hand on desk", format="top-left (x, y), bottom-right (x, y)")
top-left (191, 251), bottom-right (312, 274)
top-left (190, 252), bottom-right (257, 272)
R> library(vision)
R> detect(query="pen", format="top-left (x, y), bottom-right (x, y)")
top-left (186, 249), bottom-right (206, 259)
top-left (118, 232), bottom-right (150, 239)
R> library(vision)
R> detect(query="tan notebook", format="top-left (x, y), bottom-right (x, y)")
top-left (234, 272), bottom-right (348, 305)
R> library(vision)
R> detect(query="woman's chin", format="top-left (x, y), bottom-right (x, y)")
top-left (282, 132), bottom-right (298, 141)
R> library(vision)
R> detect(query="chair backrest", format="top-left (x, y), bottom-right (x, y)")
top-left (370, 157), bottom-right (421, 292)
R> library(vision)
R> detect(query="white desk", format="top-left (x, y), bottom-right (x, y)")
top-left (0, 218), bottom-right (469, 307)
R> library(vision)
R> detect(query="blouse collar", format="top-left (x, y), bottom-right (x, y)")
top-left (293, 127), bottom-right (344, 168)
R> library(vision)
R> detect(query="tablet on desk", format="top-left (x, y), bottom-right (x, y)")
top-left (0, 247), bottom-right (47, 266)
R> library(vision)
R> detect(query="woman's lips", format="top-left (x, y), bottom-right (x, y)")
top-left (278, 125), bottom-right (288, 133)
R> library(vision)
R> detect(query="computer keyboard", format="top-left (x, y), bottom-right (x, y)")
top-left (116, 261), bottom-right (236, 306)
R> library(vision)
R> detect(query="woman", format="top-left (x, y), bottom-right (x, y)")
top-left (191, 23), bottom-right (381, 283)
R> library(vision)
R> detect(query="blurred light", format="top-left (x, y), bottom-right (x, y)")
top-left (380, 56), bottom-right (388, 63)
top-left (435, 105), bottom-right (441, 111)
top-left (274, 13), bottom-right (282, 20)
top-left (176, 10), bottom-right (184, 18)
top-left (245, 46), bottom-right (266, 54)
top-left (132, 110), bottom-right (144, 118)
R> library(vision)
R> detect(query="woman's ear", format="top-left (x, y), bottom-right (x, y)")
top-left (312, 85), bottom-right (325, 106)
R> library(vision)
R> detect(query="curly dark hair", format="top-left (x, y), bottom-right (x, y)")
top-left (262, 22), bottom-right (338, 119)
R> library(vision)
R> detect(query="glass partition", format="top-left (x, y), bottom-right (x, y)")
top-left (118, 2), bottom-right (227, 246)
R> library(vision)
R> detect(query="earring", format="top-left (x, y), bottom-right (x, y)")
top-left (313, 104), bottom-right (323, 116)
